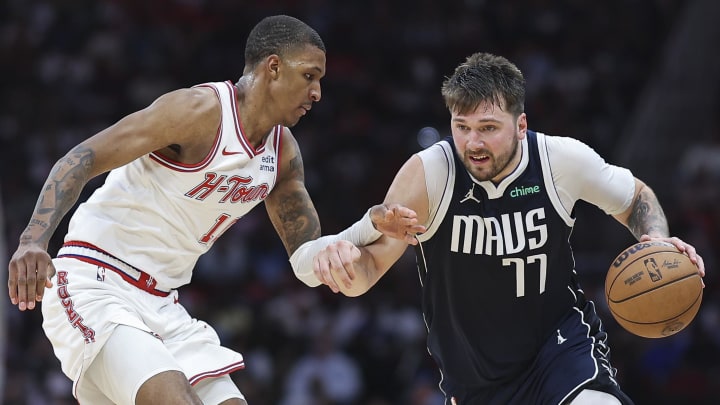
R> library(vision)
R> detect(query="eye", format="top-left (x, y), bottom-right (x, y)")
top-left (304, 73), bottom-right (314, 81)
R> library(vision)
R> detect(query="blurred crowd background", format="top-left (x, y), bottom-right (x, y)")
top-left (2, 0), bottom-right (719, 404)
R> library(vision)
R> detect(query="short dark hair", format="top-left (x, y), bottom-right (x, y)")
top-left (441, 52), bottom-right (525, 117)
top-left (244, 15), bottom-right (325, 69)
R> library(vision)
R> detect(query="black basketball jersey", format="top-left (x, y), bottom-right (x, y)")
top-left (414, 131), bottom-right (588, 391)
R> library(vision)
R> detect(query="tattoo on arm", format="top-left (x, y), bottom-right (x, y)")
top-left (22, 145), bottom-right (95, 246)
top-left (273, 155), bottom-right (320, 254)
top-left (627, 189), bottom-right (669, 239)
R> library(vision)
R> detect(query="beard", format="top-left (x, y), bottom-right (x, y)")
top-left (463, 134), bottom-right (520, 182)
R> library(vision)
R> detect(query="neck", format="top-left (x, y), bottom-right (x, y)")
top-left (235, 76), bottom-right (275, 148)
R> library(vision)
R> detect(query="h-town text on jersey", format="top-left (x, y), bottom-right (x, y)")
top-left (185, 173), bottom-right (270, 203)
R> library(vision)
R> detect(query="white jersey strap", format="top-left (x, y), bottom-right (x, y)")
top-left (416, 141), bottom-right (455, 243)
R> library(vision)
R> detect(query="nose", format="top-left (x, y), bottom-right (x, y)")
top-left (467, 131), bottom-right (485, 147)
top-left (310, 83), bottom-right (321, 102)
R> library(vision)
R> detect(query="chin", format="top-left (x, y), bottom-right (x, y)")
top-left (285, 117), bottom-right (301, 128)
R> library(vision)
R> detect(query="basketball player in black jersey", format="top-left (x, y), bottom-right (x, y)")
top-left (294, 53), bottom-right (706, 404)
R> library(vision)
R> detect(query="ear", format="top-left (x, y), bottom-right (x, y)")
top-left (266, 54), bottom-right (281, 79)
top-left (517, 113), bottom-right (528, 139)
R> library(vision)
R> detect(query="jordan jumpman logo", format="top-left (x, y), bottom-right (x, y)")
top-left (557, 329), bottom-right (567, 344)
top-left (460, 183), bottom-right (481, 203)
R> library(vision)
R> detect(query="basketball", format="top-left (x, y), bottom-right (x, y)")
top-left (605, 241), bottom-right (702, 338)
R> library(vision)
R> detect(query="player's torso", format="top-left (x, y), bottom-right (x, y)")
top-left (65, 81), bottom-right (281, 287)
top-left (416, 132), bottom-right (579, 386)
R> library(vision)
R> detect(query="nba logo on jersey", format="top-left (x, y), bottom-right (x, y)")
top-left (96, 266), bottom-right (106, 282)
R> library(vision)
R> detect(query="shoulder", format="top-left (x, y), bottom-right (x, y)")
top-left (279, 127), bottom-right (301, 156)
top-left (417, 139), bottom-right (453, 168)
top-left (161, 86), bottom-right (218, 113)
top-left (145, 86), bottom-right (220, 129)
top-left (540, 133), bottom-right (612, 177)
top-left (276, 127), bottom-right (304, 180)
top-left (541, 133), bottom-right (597, 160)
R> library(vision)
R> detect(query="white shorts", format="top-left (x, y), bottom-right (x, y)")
top-left (41, 257), bottom-right (245, 402)
top-left (76, 325), bottom-right (245, 404)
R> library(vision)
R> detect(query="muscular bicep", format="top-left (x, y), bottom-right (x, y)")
top-left (355, 154), bottom-right (428, 278)
top-left (383, 155), bottom-right (431, 226)
top-left (265, 130), bottom-right (321, 255)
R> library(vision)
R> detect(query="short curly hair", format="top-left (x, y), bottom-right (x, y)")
top-left (244, 15), bottom-right (325, 69)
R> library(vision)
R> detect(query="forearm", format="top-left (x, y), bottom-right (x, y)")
top-left (20, 146), bottom-right (94, 247)
top-left (625, 183), bottom-right (669, 239)
top-left (289, 210), bottom-right (382, 287)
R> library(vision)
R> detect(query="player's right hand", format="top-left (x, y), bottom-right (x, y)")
top-left (369, 204), bottom-right (426, 245)
top-left (313, 240), bottom-right (362, 294)
top-left (8, 244), bottom-right (55, 311)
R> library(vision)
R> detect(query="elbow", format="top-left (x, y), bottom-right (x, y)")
top-left (338, 285), bottom-right (371, 298)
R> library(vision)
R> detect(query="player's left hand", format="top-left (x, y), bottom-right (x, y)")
top-left (369, 204), bottom-right (426, 245)
top-left (639, 235), bottom-right (705, 287)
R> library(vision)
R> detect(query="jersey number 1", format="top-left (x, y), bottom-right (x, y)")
top-left (200, 213), bottom-right (238, 244)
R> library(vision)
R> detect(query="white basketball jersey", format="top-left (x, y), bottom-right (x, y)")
top-left (64, 81), bottom-right (281, 289)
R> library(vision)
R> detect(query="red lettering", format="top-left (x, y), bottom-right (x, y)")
top-left (57, 271), bottom-right (68, 286)
top-left (55, 271), bottom-right (96, 343)
top-left (220, 176), bottom-right (252, 203)
top-left (185, 173), bottom-right (227, 200)
top-left (57, 285), bottom-right (70, 299)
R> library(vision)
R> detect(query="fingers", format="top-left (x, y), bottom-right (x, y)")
top-left (8, 261), bottom-right (19, 306)
top-left (8, 252), bottom-right (53, 311)
top-left (639, 234), bottom-right (706, 285)
top-left (35, 262), bottom-right (56, 302)
top-left (371, 204), bottom-right (427, 243)
top-left (314, 254), bottom-right (340, 293)
top-left (313, 241), bottom-right (360, 294)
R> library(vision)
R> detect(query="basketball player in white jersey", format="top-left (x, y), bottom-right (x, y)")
top-left (6, 14), bottom-right (416, 405)
top-left (290, 53), bottom-right (706, 404)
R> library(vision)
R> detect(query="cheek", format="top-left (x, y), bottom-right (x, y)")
top-left (451, 133), bottom-right (467, 154)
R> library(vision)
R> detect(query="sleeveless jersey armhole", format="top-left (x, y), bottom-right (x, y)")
top-left (536, 132), bottom-right (576, 227)
top-left (416, 141), bottom-right (455, 242)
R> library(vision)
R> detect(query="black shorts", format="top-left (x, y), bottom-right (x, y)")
top-left (444, 302), bottom-right (635, 405)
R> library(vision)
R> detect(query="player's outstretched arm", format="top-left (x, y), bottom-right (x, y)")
top-left (8, 87), bottom-right (220, 311)
top-left (291, 154), bottom-right (430, 295)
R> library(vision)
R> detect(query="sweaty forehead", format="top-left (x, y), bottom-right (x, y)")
top-left (284, 46), bottom-right (326, 74)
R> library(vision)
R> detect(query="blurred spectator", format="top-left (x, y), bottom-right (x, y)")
top-left (280, 327), bottom-right (363, 405)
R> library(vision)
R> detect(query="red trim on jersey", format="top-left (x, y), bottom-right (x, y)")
top-left (275, 126), bottom-right (283, 181)
top-left (228, 81), bottom-right (270, 157)
top-left (148, 84), bottom-right (222, 172)
top-left (58, 241), bottom-right (171, 297)
top-left (188, 361), bottom-right (246, 385)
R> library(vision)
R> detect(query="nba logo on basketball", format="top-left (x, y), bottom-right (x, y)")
top-left (643, 258), bottom-right (662, 282)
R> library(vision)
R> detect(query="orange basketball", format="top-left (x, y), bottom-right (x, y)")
top-left (605, 241), bottom-right (702, 338)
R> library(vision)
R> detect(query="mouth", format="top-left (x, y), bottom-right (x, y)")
top-left (468, 153), bottom-right (490, 165)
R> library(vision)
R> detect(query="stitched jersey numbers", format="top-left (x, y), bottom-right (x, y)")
top-left (503, 254), bottom-right (547, 297)
top-left (200, 213), bottom-right (238, 244)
